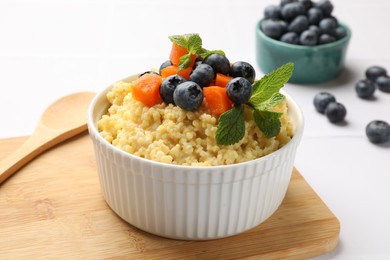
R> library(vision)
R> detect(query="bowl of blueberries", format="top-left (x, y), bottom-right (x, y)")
top-left (256, 0), bottom-right (351, 84)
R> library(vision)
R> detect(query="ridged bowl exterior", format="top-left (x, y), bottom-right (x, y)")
top-left (87, 74), bottom-right (304, 240)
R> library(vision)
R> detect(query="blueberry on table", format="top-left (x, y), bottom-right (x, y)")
top-left (190, 64), bottom-right (215, 87)
top-left (261, 19), bottom-right (286, 39)
top-left (203, 53), bottom-right (231, 75)
top-left (366, 120), bottom-right (390, 144)
top-left (355, 80), bottom-right (375, 99)
top-left (307, 7), bottom-right (324, 25)
top-left (159, 60), bottom-right (172, 74)
top-left (325, 102), bottom-right (347, 123)
top-left (288, 15), bottom-right (309, 34)
top-left (280, 32), bottom-right (299, 44)
top-left (319, 18), bottom-right (338, 35)
top-left (264, 5), bottom-right (281, 19)
top-left (319, 34), bottom-right (336, 44)
top-left (314, 0), bottom-right (334, 16)
top-left (173, 81), bottom-right (203, 111)
top-left (229, 61), bottom-right (256, 84)
top-left (300, 29), bottom-right (318, 46)
top-left (313, 92), bottom-right (336, 113)
top-left (226, 77), bottom-right (253, 104)
top-left (281, 2), bottom-right (306, 21)
top-left (160, 75), bottom-right (187, 104)
top-left (376, 76), bottom-right (390, 93)
top-left (366, 66), bottom-right (387, 82)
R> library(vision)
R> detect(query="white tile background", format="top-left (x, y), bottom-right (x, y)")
top-left (1, 0), bottom-right (390, 259)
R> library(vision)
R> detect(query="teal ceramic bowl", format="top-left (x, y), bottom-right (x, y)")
top-left (256, 20), bottom-right (351, 84)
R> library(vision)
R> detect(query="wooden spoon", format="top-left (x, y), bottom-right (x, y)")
top-left (0, 92), bottom-right (96, 184)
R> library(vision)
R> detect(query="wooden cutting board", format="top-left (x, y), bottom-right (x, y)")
top-left (0, 134), bottom-right (339, 259)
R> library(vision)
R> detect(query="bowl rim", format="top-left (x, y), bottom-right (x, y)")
top-left (256, 19), bottom-right (351, 50)
top-left (87, 74), bottom-right (304, 171)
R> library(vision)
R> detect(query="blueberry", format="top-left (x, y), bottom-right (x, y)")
top-left (319, 34), bottom-right (336, 44)
top-left (264, 5), bottom-right (281, 19)
top-left (261, 19), bottom-right (286, 39)
top-left (139, 71), bottom-right (159, 77)
top-left (314, 0), bottom-right (333, 16)
top-left (299, 29), bottom-right (318, 46)
top-left (308, 25), bottom-right (321, 36)
top-left (193, 60), bottom-right (203, 70)
top-left (313, 92), bottom-right (336, 113)
top-left (298, 0), bottom-right (313, 10)
top-left (229, 61), bottom-right (256, 84)
top-left (190, 64), bottom-right (215, 87)
top-left (159, 60), bottom-right (172, 74)
top-left (226, 77), bottom-right (253, 104)
top-left (325, 102), bottom-right (347, 123)
top-left (328, 16), bottom-right (339, 25)
top-left (319, 18), bottom-right (338, 35)
top-left (280, 32), bottom-right (299, 44)
top-left (173, 81), bottom-right (203, 111)
top-left (280, 0), bottom-right (296, 7)
top-left (203, 53), bottom-right (230, 75)
top-left (281, 2), bottom-right (306, 21)
top-left (288, 15), bottom-right (309, 34)
top-left (366, 120), bottom-right (390, 144)
top-left (193, 55), bottom-right (203, 69)
top-left (307, 7), bottom-right (324, 25)
top-left (278, 20), bottom-right (289, 32)
top-left (366, 66), bottom-right (387, 82)
top-left (376, 76), bottom-right (390, 93)
top-left (334, 26), bottom-right (346, 40)
top-left (160, 75), bottom-right (186, 104)
top-left (195, 54), bottom-right (203, 62)
top-left (355, 79), bottom-right (375, 99)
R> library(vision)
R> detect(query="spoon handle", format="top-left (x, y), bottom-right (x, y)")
top-left (0, 124), bottom-right (86, 184)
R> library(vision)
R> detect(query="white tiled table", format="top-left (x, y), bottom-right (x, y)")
top-left (1, 0), bottom-right (390, 259)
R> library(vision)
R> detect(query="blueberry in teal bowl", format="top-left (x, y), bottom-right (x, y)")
top-left (256, 0), bottom-right (351, 84)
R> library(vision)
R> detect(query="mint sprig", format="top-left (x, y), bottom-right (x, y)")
top-left (253, 110), bottom-right (282, 138)
top-left (199, 49), bottom-right (225, 59)
top-left (215, 105), bottom-right (245, 145)
top-left (168, 34), bottom-right (225, 70)
top-left (216, 63), bottom-right (294, 145)
top-left (250, 62), bottom-right (294, 105)
top-left (168, 34), bottom-right (202, 50)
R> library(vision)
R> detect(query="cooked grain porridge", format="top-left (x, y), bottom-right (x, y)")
top-left (97, 80), bottom-right (293, 166)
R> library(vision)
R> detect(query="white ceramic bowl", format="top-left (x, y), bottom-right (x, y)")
top-left (87, 74), bottom-right (304, 240)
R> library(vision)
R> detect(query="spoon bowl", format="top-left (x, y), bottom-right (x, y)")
top-left (0, 92), bottom-right (96, 184)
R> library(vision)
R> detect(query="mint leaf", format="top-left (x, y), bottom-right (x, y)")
top-left (250, 62), bottom-right (294, 105)
top-left (200, 49), bottom-right (225, 59)
top-left (252, 92), bottom-right (285, 111)
top-left (168, 34), bottom-right (190, 48)
top-left (168, 33), bottom-right (204, 70)
top-left (178, 54), bottom-right (192, 70)
top-left (168, 33), bottom-right (202, 52)
top-left (187, 34), bottom-right (202, 54)
top-left (253, 110), bottom-right (282, 138)
top-left (216, 105), bottom-right (245, 145)
top-left (168, 33), bottom-right (226, 70)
